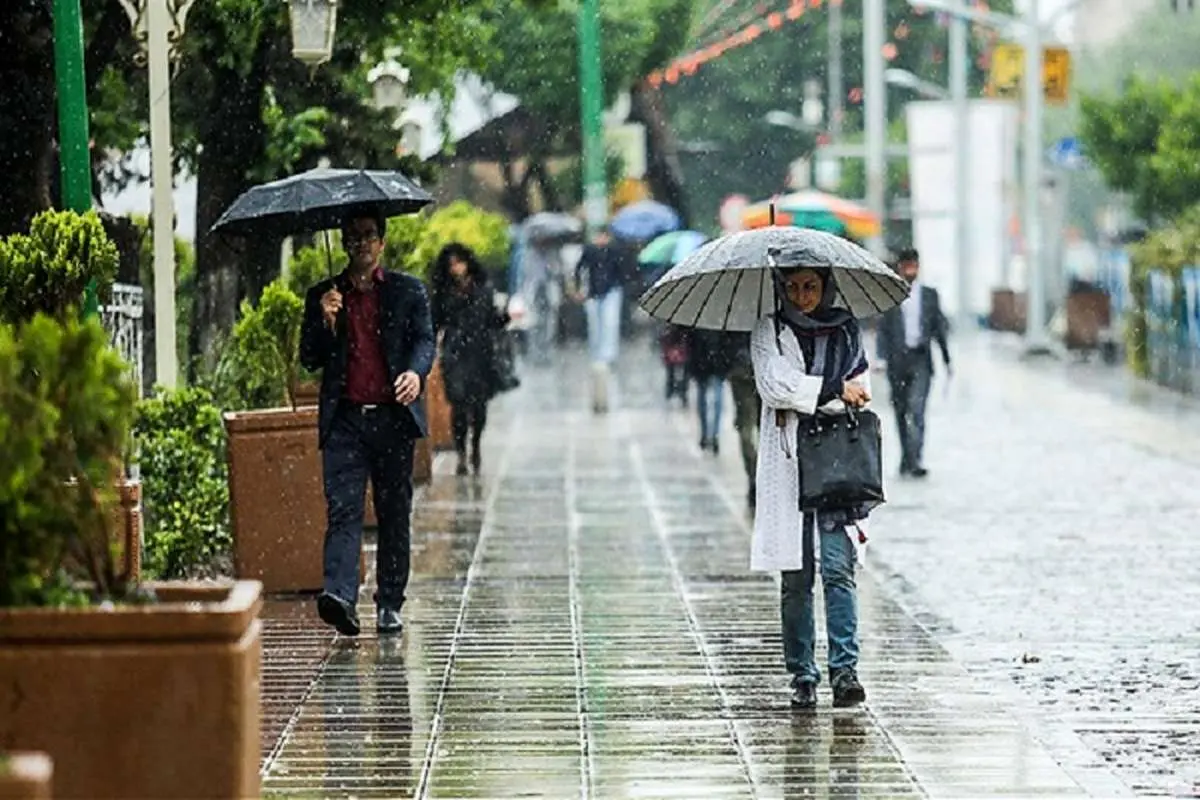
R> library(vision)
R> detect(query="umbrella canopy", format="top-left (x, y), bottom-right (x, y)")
top-left (210, 167), bottom-right (433, 238)
top-left (638, 226), bottom-right (908, 331)
top-left (744, 191), bottom-right (880, 240)
top-left (609, 200), bottom-right (681, 241)
top-left (637, 230), bottom-right (708, 267)
top-left (522, 212), bottom-right (582, 244)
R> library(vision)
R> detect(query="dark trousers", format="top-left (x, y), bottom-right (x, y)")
top-left (322, 403), bottom-right (415, 610)
top-left (451, 400), bottom-right (488, 455)
top-left (664, 364), bottom-right (688, 403)
top-left (887, 351), bottom-right (933, 470)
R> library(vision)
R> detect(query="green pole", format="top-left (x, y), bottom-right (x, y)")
top-left (577, 0), bottom-right (607, 238)
top-left (53, 0), bottom-right (98, 316)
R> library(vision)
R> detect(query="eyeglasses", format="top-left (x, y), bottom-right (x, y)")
top-left (344, 232), bottom-right (380, 246)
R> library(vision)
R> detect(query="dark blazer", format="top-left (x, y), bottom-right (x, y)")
top-left (299, 269), bottom-right (436, 448)
top-left (876, 285), bottom-right (952, 372)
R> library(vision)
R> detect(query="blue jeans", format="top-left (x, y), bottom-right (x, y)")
top-left (696, 376), bottom-right (724, 443)
top-left (585, 287), bottom-right (623, 365)
top-left (781, 515), bottom-right (859, 684)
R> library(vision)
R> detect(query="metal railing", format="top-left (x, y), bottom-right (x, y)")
top-left (101, 282), bottom-right (145, 396)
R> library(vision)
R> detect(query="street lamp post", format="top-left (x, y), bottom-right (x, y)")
top-left (118, 0), bottom-right (197, 389)
top-left (577, 0), bottom-right (607, 237)
top-left (863, 0), bottom-right (887, 256)
top-left (908, 0), bottom-right (1056, 354)
top-left (949, 1), bottom-right (972, 332)
top-left (52, 0), bottom-right (98, 315)
top-left (1022, 0), bottom-right (1052, 354)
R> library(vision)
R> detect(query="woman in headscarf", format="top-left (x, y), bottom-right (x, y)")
top-left (430, 243), bottom-right (510, 476)
top-left (750, 265), bottom-right (872, 710)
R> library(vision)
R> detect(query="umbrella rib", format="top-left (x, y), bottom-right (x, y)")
top-left (662, 270), bottom-right (709, 324)
top-left (690, 271), bottom-right (726, 328)
top-left (841, 267), bottom-right (884, 314)
top-left (719, 266), bottom-right (746, 329)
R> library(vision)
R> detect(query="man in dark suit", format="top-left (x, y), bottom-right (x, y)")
top-left (300, 210), bottom-right (435, 637)
top-left (876, 248), bottom-right (951, 478)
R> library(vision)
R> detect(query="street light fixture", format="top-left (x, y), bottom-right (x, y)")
top-left (885, 68), bottom-right (949, 100)
top-left (288, 0), bottom-right (339, 67)
top-left (369, 58), bottom-right (411, 112)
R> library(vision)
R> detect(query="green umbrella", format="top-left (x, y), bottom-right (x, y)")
top-left (638, 230), bottom-right (707, 267)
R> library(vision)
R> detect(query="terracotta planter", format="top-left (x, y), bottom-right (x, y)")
top-left (427, 360), bottom-right (453, 452)
top-left (989, 288), bottom-right (1028, 333)
top-left (0, 582), bottom-right (262, 799)
top-left (292, 380), bottom-right (320, 409)
top-left (0, 752), bottom-right (52, 800)
top-left (225, 408), bottom-right (368, 593)
top-left (225, 407), bottom-right (326, 593)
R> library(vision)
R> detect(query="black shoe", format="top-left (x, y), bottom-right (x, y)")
top-left (471, 447), bottom-right (482, 475)
top-left (910, 466), bottom-right (929, 478)
top-left (317, 591), bottom-right (360, 637)
top-left (831, 668), bottom-right (866, 708)
top-left (790, 678), bottom-right (817, 710)
top-left (377, 607), bottom-right (403, 635)
top-left (455, 452), bottom-right (469, 476)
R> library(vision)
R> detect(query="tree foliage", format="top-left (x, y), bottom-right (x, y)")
top-left (1080, 75), bottom-right (1200, 224)
top-left (662, 0), bottom-right (1013, 231)
top-left (475, 0), bottom-right (694, 215)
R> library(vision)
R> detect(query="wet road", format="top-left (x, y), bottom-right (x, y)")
top-left (859, 333), bottom-right (1200, 798)
top-left (255, 333), bottom-right (1150, 798)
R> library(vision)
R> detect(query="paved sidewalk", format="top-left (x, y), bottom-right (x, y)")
top-left (255, 338), bottom-right (1126, 798)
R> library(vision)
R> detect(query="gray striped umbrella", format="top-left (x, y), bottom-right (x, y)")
top-left (638, 226), bottom-right (909, 331)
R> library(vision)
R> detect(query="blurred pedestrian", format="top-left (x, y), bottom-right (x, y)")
top-left (875, 248), bottom-right (951, 478)
top-left (659, 323), bottom-right (690, 406)
top-left (521, 240), bottom-right (564, 365)
top-left (299, 210), bottom-right (435, 638)
top-left (430, 243), bottom-right (511, 476)
top-left (574, 228), bottom-right (624, 413)
top-left (751, 266), bottom-right (872, 710)
top-left (688, 328), bottom-right (739, 454)
top-left (726, 332), bottom-right (760, 508)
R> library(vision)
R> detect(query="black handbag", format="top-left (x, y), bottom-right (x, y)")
top-left (489, 329), bottom-right (521, 395)
top-left (796, 407), bottom-right (886, 513)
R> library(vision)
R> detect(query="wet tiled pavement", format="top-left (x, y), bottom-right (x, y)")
top-left (257, 333), bottom-right (1138, 798)
top-left (858, 333), bottom-right (1200, 798)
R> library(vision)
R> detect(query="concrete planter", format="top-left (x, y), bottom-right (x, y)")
top-left (0, 582), bottom-right (262, 799)
top-left (0, 752), bottom-right (52, 799)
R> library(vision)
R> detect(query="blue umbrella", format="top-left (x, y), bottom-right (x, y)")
top-left (610, 200), bottom-right (681, 241)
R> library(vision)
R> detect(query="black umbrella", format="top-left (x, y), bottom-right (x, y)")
top-left (210, 167), bottom-right (433, 239)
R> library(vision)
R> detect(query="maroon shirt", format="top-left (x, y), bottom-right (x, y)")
top-left (343, 267), bottom-right (392, 404)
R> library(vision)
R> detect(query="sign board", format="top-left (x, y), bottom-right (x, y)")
top-left (987, 43), bottom-right (1072, 105)
top-left (1048, 136), bottom-right (1086, 170)
top-left (604, 122), bottom-right (647, 179)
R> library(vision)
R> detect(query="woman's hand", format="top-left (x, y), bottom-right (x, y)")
top-left (841, 382), bottom-right (870, 408)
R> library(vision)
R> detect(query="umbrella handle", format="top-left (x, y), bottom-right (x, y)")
top-left (324, 230), bottom-right (335, 278)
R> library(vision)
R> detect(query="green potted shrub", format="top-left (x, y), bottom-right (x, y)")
top-left (0, 209), bottom-right (143, 580)
top-left (133, 386), bottom-right (231, 580)
top-left (0, 314), bottom-right (263, 799)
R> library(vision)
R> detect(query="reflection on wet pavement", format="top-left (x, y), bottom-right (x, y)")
top-left (258, 341), bottom-right (1117, 798)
